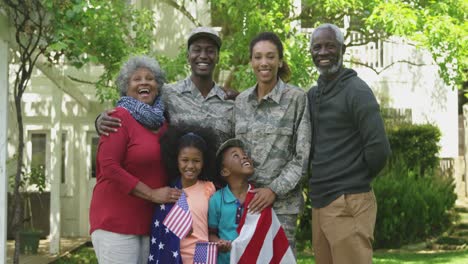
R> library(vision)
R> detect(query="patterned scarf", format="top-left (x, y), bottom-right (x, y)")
top-left (116, 96), bottom-right (165, 130)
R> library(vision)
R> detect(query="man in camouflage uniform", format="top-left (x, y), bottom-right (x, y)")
top-left (234, 78), bottom-right (311, 250)
top-left (97, 27), bottom-right (234, 143)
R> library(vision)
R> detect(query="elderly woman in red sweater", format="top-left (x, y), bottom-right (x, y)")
top-left (89, 55), bottom-right (182, 264)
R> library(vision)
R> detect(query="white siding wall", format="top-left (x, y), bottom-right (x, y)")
top-left (347, 36), bottom-right (458, 158)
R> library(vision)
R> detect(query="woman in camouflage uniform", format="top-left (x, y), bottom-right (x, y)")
top-left (233, 32), bottom-right (311, 251)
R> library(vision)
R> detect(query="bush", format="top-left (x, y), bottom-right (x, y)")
top-left (296, 123), bottom-right (448, 250)
top-left (296, 180), bottom-right (312, 252)
top-left (387, 124), bottom-right (441, 175)
top-left (53, 244), bottom-right (97, 264)
top-left (373, 161), bottom-right (457, 249)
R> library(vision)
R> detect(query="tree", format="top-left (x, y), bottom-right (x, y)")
top-left (161, 0), bottom-right (466, 93)
top-left (44, 0), bottom-right (156, 102)
top-left (1, 1), bottom-right (154, 262)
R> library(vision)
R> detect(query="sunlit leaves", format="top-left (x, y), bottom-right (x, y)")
top-left (367, 1), bottom-right (418, 35)
top-left (43, 0), bottom-right (156, 101)
top-left (299, 0), bottom-right (466, 87)
top-left (210, 0), bottom-right (315, 90)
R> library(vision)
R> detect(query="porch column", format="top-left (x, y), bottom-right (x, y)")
top-left (0, 39), bottom-right (9, 264)
top-left (49, 89), bottom-right (63, 254)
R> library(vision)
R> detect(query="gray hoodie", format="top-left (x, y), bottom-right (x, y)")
top-left (307, 68), bottom-right (391, 208)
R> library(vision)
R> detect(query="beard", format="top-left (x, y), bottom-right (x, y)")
top-left (316, 55), bottom-right (343, 77)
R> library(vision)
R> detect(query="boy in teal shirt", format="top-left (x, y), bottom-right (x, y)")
top-left (208, 138), bottom-right (255, 264)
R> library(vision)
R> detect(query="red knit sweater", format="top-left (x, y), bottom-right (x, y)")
top-left (90, 107), bottom-right (168, 235)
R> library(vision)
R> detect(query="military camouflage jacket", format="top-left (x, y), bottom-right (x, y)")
top-left (234, 79), bottom-right (311, 214)
top-left (161, 77), bottom-right (235, 143)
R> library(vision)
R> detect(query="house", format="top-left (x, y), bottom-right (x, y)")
top-left (0, 0), bottom-right (462, 260)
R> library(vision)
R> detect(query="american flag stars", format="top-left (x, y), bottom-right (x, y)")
top-left (149, 197), bottom-right (183, 263)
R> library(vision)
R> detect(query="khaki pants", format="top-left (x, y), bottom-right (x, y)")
top-left (312, 191), bottom-right (377, 264)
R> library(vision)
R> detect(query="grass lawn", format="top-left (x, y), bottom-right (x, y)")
top-left (55, 247), bottom-right (468, 263)
top-left (373, 250), bottom-right (468, 264)
top-left (297, 250), bottom-right (468, 264)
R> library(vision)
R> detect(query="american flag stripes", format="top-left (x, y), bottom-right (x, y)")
top-left (230, 191), bottom-right (296, 264)
top-left (193, 242), bottom-right (218, 264)
top-left (163, 191), bottom-right (193, 239)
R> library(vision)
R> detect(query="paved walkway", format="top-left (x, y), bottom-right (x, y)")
top-left (6, 237), bottom-right (89, 264)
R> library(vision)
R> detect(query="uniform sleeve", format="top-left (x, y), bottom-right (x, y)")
top-left (351, 83), bottom-right (391, 177)
top-left (96, 109), bottom-right (140, 194)
top-left (268, 94), bottom-right (312, 196)
top-left (208, 192), bottom-right (220, 229)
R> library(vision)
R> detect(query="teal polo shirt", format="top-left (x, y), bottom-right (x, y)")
top-left (208, 185), bottom-right (248, 264)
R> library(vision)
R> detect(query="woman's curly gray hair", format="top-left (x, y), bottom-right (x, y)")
top-left (116, 55), bottom-right (166, 96)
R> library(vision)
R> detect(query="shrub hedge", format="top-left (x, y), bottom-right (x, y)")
top-left (373, 162), bottom-right (457, 248)
top-left (386, 124), bottom-right (441, 175)
top-left (296, 123), bottom-right (456, 250)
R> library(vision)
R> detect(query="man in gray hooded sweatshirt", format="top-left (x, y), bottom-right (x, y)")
top-left (307, 23), bottom-right (391, 264)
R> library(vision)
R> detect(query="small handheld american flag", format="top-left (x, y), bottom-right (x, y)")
top-left (162, 191), bottom-right (193, 239)
top-left (194, 242), bottom-right (218, 264)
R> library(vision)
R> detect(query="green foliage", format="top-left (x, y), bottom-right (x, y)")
top-left (54, 245), bottom-right (97, 264)
top-left (387, 124), bottom-right (441, 175)
top-left (157, 50), bottom-right (190, 84)
top-left (373, 250), bottom-right (468, 264)
top-left (367, 0), bottom-right (467, 87)
top-left (55, 246), bottom-right (468, 264)
top-left (43, 0), bottom-right (156, 102)
top-left (300, 0), bottom-right (467, 87)
top-left (373, 161), bottom-right (457, 248)
top-left (23, 165), bottom-right (46, 193)
top-left (210, 0), bottom-right (315, 91)
top-left (296, 179), bottom-right (312, 252)
top-left (297, 123), bottom-right (446, 250)
top-left (40, 0), bottom-right (464, 101)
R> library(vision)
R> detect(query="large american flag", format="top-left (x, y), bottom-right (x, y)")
top-left (193, 241), bottom-right (218, 264)
top-left (163, 191), bottom-right (193, 239)
top-left (148, 202), bottom-right (183, 263)
top-left (230, 192), bottom-right (296, 264)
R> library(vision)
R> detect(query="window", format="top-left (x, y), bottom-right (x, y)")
top-left (31, 133), bottom-right (46, 174)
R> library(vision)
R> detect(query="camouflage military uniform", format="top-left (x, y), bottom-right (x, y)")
top-left (234, 79), bottom-right (311, 245)
top-left (161, 77), bottom-right (235, 143)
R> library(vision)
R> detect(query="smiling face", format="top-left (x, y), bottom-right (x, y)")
top-left (221, 146), bottom-right (254, 179)
top-left (187, 37), bottom-right (219, 78)
top-left (310, 27), bottom-right (344, 79)
top-left (250, 40), bottom-right (282, 86)
top-left (178, 146), bottom-right (204, 187)
top-left (126, 67), bottom-right (159, 105)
